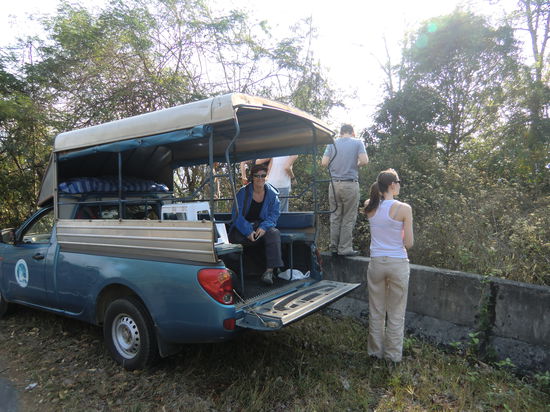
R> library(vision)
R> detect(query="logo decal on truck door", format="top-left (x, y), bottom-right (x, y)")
top-left (15, 259), bottom-right (29, 287)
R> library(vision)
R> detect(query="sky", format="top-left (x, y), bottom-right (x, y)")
top-left (1, 0), bottom-right (520, 131)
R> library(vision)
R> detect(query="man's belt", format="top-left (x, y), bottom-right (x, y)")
top-left (332, 179), bottom-right (358, 182)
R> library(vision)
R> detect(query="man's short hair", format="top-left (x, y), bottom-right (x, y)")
top-left (340, 124), bottom-right (354, 135)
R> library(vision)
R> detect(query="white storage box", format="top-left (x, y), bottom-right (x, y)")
top-left (161, 202), bottom-right (210, 221)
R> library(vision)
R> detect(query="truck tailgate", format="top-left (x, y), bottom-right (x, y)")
top-left (236, 280), bottom-right (360, 331)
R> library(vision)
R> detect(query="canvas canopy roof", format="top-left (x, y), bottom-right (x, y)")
top-left (37, 93), bottom-right (335, 206)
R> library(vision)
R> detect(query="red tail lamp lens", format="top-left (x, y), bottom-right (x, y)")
top-left (197, 269), bottom-right (234, 305)
top-left (223, 318), bottom-right (236, 330)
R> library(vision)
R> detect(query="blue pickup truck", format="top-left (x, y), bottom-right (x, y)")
top-left (0, 93), bottom-right (359, 370)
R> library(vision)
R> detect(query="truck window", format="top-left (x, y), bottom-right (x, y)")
top-left (126, 204), bottom-right (159, 220)
top-left (75, 204), bottom-right (159, 220)
top-left (22, 210), bottom-right (54, 244)
top-left (75, 206), bottom-right (100, 219)
top-left (100, 205), bottom-right (119, 219)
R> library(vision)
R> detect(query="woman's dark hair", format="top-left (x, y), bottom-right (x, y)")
top-left (249, 163), bottom-right (268, 177)
top-left (364, 169), bottom-right (399, 213)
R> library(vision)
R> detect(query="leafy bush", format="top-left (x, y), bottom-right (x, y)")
top-left (351, 158), bottom-right (550, 286)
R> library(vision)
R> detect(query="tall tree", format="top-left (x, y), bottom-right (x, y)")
top-left (23, 0), bottom-right (341, 130)
top-left (402, 11), bottom-right (520, 160)
top-left (504, 0), bottom-right (549, 187)
top-left (0, 0), bottom-right (341, 224)
top-left (0, 61), bottom-right (50, 225)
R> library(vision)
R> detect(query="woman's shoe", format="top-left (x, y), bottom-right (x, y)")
top-left (261, 269), bottom-right (274, 285)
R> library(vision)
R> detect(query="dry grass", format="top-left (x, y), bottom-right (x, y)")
top-left (1, 306), bottom-right (548, 411)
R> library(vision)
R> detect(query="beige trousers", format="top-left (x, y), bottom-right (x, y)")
top-left (328, 181), bottom-right (360, 254)
top-left (367, 256), bottom-right (410, 362)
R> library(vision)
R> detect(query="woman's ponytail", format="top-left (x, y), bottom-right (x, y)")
top-left (364, 181), bottom-right (381, 214)
top-left (364, 168), bottom-right (398, 214)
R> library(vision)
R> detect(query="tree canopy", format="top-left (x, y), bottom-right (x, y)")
top-left (0, 0), bottom-right (548, 285)
top-left (361, 7), bottom-right (549, 286)
top-left (0, 0), bottom-right (341, 223)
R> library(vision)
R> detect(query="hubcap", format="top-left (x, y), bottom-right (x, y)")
top-left (112, 313), bottom-right (140, 359)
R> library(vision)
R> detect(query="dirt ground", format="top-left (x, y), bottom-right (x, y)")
top-left (0, 307), bottom-right (151, 411)
top-left (0, 332), bottom-right (44, 411)
top-left (2, 303), bottom-right (549, 412)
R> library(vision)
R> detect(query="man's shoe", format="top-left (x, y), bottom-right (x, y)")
top-left (339, 250), bottom-right (360, 257)
top-left (261, 269), bottom-right (274, 285)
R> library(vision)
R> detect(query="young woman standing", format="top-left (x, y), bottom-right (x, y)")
top-left (364, 169), bottom-right (414, 362)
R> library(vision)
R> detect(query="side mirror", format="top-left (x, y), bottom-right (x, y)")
top-left (1, 228), bottom-right (16, 244)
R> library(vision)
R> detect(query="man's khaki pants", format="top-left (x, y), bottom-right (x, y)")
top-left (328, 181), bottom-right (359, 254)
top-left (367, 256), bottom-right (410, 362)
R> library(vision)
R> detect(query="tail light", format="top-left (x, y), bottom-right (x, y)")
top-left (197, 268), bottom-right (234, 305)
top-left (223, 318), bottom-right (236, 330)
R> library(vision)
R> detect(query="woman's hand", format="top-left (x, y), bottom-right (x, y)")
top-left (254, 227), bottom-right (266, 240)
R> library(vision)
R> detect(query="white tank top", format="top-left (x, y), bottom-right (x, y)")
top-left (267, 156), bottom-right (291, 188)
top-left (369, 199), bottom-right (408, 258)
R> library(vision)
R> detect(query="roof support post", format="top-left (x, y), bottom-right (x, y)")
top-left (208, 127), bottom-right (215, 218)
top-left (311, 124), bottom-right (320, 241)
top-left (118, 152), bottom-right (123, 220)
top-left (224, 111), bottom-right (241, 216)
top-left (53, 153), bottom-right (59, 220)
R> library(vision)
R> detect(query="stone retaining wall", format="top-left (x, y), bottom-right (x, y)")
top-left (323, 254), bottom-right (550, 372)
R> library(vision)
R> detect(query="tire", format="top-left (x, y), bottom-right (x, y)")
top-left (0, 291), bottom-right (15, 318)
top-left (0, 291), bottom-right (8, 318)
top-left (103, 297), bottom-right (159, 370)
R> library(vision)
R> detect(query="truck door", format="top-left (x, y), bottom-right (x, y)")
top-left (3, 208), bottom-right (55, 307)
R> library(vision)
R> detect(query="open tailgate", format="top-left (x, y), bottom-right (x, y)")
top-left (236, 280), bottom-right (360, 331)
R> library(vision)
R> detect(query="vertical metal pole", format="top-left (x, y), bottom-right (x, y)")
top-left (208, 128), bottom-right (215, 217)
top-left (311, 127), bottom-right (320, 245)
top-left (225, 113), bottom-right (241, 216)
top-left (312, 129), bottom-right (318, 217)
top-left (53, 153), bottom-right (58, 220)
top-left (118, 152), bottom-right (123, 220)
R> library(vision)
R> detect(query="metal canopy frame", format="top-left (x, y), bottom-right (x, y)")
top-left (43, 94), bottom-right (335, 231)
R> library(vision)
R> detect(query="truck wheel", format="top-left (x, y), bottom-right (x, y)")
top-left (103, 297), bottom-right (159, 370)
top-left (0, 292), bottom-right (7, 318)
top-left (0, 291), bottom-right (14, 318)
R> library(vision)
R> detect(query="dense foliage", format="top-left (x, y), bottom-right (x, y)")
top-left (353, 7), bottom-right (550, 285)
top-left (0, 1), bottom-right (548, 285)
top-left (0, 0), bottom-right (342, 224)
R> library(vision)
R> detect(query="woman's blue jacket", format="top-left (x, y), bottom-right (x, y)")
top-left (229, 183), bottom-right (280, 236)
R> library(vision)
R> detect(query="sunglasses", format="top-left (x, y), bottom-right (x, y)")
top-left (253, 174), bottom-right (267, 178)
top-left (394, 180), bottom-right (401, 184)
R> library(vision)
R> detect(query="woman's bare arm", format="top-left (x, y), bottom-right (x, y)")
top-left (401, 204), bottom-right (414, 249)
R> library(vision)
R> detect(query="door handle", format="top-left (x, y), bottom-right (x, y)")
top-left (32, 253), bottom-right (45, 260)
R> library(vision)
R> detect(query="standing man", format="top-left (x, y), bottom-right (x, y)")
top-left (321, 124), bottom-right (368, 256)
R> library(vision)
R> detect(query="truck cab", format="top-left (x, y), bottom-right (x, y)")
top-left (0, 93), bottom-right (359, 370)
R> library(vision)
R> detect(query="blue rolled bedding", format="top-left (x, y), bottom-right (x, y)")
top-left (59, 177), bottom-right (169, 194)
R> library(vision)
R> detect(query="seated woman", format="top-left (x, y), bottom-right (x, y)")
top-left (229, 163), bottom-right (284, 285)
